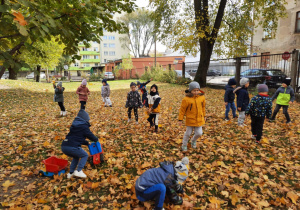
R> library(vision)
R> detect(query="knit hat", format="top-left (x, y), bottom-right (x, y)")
top-left (240, 77), bottom-right (249, 86)
top-left (57, 81), bottom-right (62, 87)
top-left (130, 82), bottom-right (137, 87)
top-left (82, 79), bottom-right (87, 86)
top-left (102, 79), bottom-right (107, 84)
top-left (189, 81), bottom-right (200, 92)
top-left (174, 157), bottom-right (189, 184)
top-left (228, 78), bottom-right (237, 86)
top-left (136, 81), bottom-right (141, 85)
top-left (77, 109), bottom-right (90, 122)
top-left (257, 84), bottom-right (268, 93)
top-left (150, 84), bottom-right (158, 91)
top-left (282, 78), bottom-right (291, 86)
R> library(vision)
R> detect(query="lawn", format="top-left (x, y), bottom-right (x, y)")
top-left (0, 79), bottom-right (299, 209)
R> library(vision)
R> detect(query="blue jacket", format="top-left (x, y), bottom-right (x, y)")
top-left (224, 85), bottom-right (235, 103)
top-left (234, 86), bottom-right (249, 111)
top-left (61, 117), bottom-right (98, 147)
top-left (135, 161), bottom-right (176, 192)
top-left (245, 94), bottom-right (272, 119)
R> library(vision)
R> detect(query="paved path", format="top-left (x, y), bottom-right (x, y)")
top-left (0, 84), bottom-right (11, 89)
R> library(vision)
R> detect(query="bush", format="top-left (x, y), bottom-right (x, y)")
top-left (60, 76), bottom-right (67, 81)
top-left (89, 73), bottom-right (103, 82)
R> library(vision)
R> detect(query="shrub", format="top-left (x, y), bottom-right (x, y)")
top-left (89, 73), bottom-right (103, 82)
top-left (60, 76), bottom-right (67, 81)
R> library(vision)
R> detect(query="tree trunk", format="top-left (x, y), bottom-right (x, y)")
top-left (8, 67), bottom-right (17, 80)
top-left (36, 65), bottom-right (41, 82)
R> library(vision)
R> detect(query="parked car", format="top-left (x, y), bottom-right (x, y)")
top-left (104, 72), bottom-right (115, 80)
top-left (239, 69), bottom-right (287, 88)
top-left (207, 69), bottom-right (222, 76)
top-left (188, 69), bottom-right (198, 76)
top-left (174, 70), bottom-right (192, 80)
top-left (1, 71), bottom-right (9, 79)
top-left (26, 72), bottom-right (46, 79)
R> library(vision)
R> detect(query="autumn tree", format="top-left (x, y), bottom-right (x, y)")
top-left (118, 8), bottom-right (156, 58)
top-left (150, 0), bottom-right (287, 87)
top-left (0, 0), bottom-right (134, 78)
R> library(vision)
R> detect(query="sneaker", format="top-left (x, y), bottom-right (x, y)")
top-left (74, 170), bottom-right (87, 178)
top-left (238, 124), bottom-right (244, 127)
top-left (109, 105), bottom-right (112, 107)
top-left (255, 140), bottom-right (260, 144)
top-left (67, 172), bottom-right (74, 179)
top-left (224, 118), bottom-right (229, 121)
top-left (104, 105), bottom-right (107, 107)
top-left (182, 146), bottom-right (188, 152)
top-left (62, 111), bottom-right (67, 116)
top-left (191, 141), bottom-right (197, 149)
top-left (251, 135), bottom-right (256, 139)
top-left (136, 121), bottom-right (139, 125)
top-left (233, 116), bottom-right (238, 119)
top-left (286, 121), bottom-right (291, 124)
top-left (128, 119), bottom-right (131, 123)
top-left (60, 111), bottom-right (63, 116)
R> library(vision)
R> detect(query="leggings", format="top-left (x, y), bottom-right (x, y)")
top-left (147, 113), bottom-right (159, 126)
top-left (136, 184), bottom-right (166, 210)
top-left (58, 102), bottom-right (65, 111)
top-left (128, 107), bottom-right (138, 121)
top-left (182, 126), bottom-right (203, 147)
top-left (80, 101), bottom-right (86, 110)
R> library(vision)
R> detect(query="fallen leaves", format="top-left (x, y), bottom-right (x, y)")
top-left (2, 180), bottom-right (15, 191)
top-left (287, 191), bottom-right (299, 204)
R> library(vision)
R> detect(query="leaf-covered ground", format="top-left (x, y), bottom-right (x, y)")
top-left (0, 79), bottom-right (299, 209)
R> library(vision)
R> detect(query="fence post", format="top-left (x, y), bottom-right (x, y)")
top-left (182, 62), bottom-right (185, 78)
top-left (235, 57), bottom-right (241, 86)
top-left (291, 49), bottom-right (299, 91)
top-left (168, 64), bottom-right (171, 71)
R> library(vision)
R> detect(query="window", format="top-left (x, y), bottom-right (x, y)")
top-left (83, 55), bottom-right (89, 59)
top-left (104, 59), bottom-right (107, 63)
top-left (104, 51), bottom-right (108, 55)
top-left (95, 63), bottom-right (98, 66)
top-left (251, 69), bottom-right (260, 76)
top-left (82, 47), bottom-right (90, 51)
top-left (104, 43), bottom-right (108, 47)
top-left (263, 21), bottom-right (275, 39)
top-left (296, 12), bottom-right (300, 33)
top-left (74, 63), bottom-right (79, 67)
top-left (103, 36), bottom-right (107, 40)
top-left (94, 55), bottom-right (99, 59)
top-left (109, 51), bottom-right (115, 56)
top-left (94, 47), bottom-right (99, 51)
top-left (108, 36), bottom-right (115, 40)
top-left (93, 41), bottom-right (98, 44)
top-left (109, 43), bottom-right (115, 48)
top-left (83, 63), bottom-right (90, 67)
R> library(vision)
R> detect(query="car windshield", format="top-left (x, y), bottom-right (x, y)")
top-left (266, 70), bottom-right (284, 76)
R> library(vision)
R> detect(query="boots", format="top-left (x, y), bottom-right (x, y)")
top-left (60, 111), bottom-right (63, 116)
top-left (62, 111), bottom-right (67, 116)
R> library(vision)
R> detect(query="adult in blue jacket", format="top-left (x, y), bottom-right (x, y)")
top-left (61, 109), bottom-right (98, 179)
top-left (135, 157), bottom-right (189, 210)
top-left (233, 78), bottom-right (250, 126)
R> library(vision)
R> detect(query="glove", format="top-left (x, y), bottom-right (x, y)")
top-left (174, 184), bottom-right (184, 194)
top-left (167, 186), bottom-right (183, 205)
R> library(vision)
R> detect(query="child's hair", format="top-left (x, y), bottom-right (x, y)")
top-left (130, 82), bottom-right (137, 87)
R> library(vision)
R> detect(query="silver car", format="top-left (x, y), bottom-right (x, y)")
top-left (104, 72), bottom-right (115, 80)
top-left (26, 72), bottom-right (46, 79)
top-left (1, 71), bottom-right (9, 79)
top-left (174, 70), bottom-right (192, 80)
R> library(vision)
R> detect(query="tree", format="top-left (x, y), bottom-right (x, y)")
top-left (0, 0), bottom-right (134, 78)
top-left (119, 8), bottom-right (156, 58)
top-left (149, 0), bottom-right (287, 87)
top-left (121, 53), bottom-right (134, 78)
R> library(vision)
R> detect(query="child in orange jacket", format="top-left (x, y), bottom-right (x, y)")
top-left (179, 82), bottom-right (206, 152)
top-left (145, 84), bottom-right (161, 133)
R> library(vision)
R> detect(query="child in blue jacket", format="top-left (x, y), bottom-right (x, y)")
top-left (135, 157), bottom-right (189, 210)
top-left (224, 78), bottom-right (237, 121)
top-left (246, 84), bottom-right (272, 144)
top-left (61, 110), bottom-right (98, 179)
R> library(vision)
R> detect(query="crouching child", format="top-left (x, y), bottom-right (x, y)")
top-left (135, 157), bottom-right (189, 210)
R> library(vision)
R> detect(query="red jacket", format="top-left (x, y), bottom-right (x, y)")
top-left (76, 85), bottom-right (90, 101)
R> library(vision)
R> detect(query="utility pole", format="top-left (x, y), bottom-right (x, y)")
top-left (154, 33), bottom-right (157, 68)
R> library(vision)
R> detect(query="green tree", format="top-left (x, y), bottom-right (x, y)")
top-left (150, 0), bottom-right (287, 87)
top-left (0, 0), bottom-right (134, 78)
top-left (121, 53), bottom-right (134, 78)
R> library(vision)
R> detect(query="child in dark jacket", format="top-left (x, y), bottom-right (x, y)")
top-left (125, 82), bottom-right (143, 124)
top-left (246, 84), bottom-right (272, 144)
top-left (61, 110), bottom-right (98, 179)
top-left (135, 157), bottom-right (189, 210)
top-left (224, 78), bottom-right (237, 121)
top-left (145, 84), bottom-right (161, 132)
top-left (137, 78), bottom-right (152, 106)
top-left (233, 78), bottom-right (250, 127)
top-left (53, 81), bottom-right (66, 116)
top-left (270, 78), bottom-right (295, 123)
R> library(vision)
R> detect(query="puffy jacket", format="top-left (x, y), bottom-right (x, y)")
top-left (125, 91), bottom-right (142, 108)
top-left (178, 91), bottom-right (206, 127)
top-left (54, 85), bottom-right (65, 102)
top-left (145, 92), bottom-right (161, 113)
top-left (76, 85), bottom-right (90, 101)
top-left (101, 84), bottom-right (110, 97)
top-left (245, 94), bottom-right (272, 119)
top-left (271, 86), bottom-right (295, 105)
top-left (234, 86), bottom-right (249, 111)
top-left (224, 85), bottom-right (235, 103)
top-left (135, 161), bottom-right (176, 193)
top-left (61, 116), bottom-right (98, 147)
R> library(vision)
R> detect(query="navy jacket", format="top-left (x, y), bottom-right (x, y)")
top-left (245, 94), bottom-right (272, 119)
top-left (234, 86), bottom-right (250, 111)
top-left (135, 161), bottom-right (176, 193)
top-left (224, 85), bottom-right (235, 103)
top-left (61, 117), bottom-right (98, 147)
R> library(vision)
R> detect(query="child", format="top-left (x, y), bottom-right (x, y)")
top-left (145, 84), bottom-right (161, 133)
top-left (233, 78), bottom-right (250, 127)
top-left (137, 78), bottom-right (152, 106)
top-left (53, 81), bottom-right (66, 116)
top-left (179, 81), bottom-right (205, 152)
top-left (224, 78), bottom-right (237, 121)
top-left (135, 157), bottom-right (189, 209)
top-left (61, 109), bottom-right (98, 178)
top-left (125, 82), bottom-right (143, 124)
top-left (101, 79), bottom-right (112, 107)
top-left (76, 79), bottom-right (90, 110)
top-left (270, 78), bottom-right (295, 123)
top-left (245, 84), bottom-right (272, 144)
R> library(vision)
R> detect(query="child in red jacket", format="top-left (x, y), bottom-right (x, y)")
top-left (76, 79), bottom-right (90, 110)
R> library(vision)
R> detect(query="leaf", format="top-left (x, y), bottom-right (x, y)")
top-left (231, 194), bottom-right (239, 206)
top-left (43, 141), bottom-right (50, 147)
top-left (2, 180), bottom-right (15, 191)
top-left (286, 191), bottom-right (299, 204)
top-left (257, 200), bottom-right (269, 207)
top-left (19, 25), bottom-right (28, 36)
top-left (13, 11), bottom-right (28, 26)
top-left (239, 173), bottom-right (249, 181)
top-left (141, 162), bottom-right (152, 169)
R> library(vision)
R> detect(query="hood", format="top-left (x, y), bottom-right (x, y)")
top-left (185, 90), bottom-right (205, 97)
top-left (77, 109), bottom-right (90, 122)
top-left (233, 86), bottom-right (243, 94)
top-left (71, 116), bottom-right (90, 127)
top-left (159, 161), bottom-right (175, 174)
top-left (225, 84), bottom-right (234, 90)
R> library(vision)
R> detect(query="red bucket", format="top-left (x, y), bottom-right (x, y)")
top-left (42, 156), bottom-right (68, 174)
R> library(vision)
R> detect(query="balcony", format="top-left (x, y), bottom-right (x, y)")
top-left (80, 51), bottom-right (100, 55)
top-left (81, 59), bottom-right (101, 63)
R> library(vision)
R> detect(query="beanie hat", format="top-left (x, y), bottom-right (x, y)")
top-left (57, 81), bottom-right (62, 87)
top-left (257, 84), bottom-right (268, 93)
top-left (240, 77), bottom-right (249, 86)
top-left (102, 79), bottom-right (107, 84)
top-left (228, 78), bottom-right (237, 86)
top-left (282, 78), bottom-right (291, 86)
top-left (130, 82), bottom-right (137, 87)
top-left (136, 81), bottom-right (141, 85)
top-left (77, 109), bottom-right (90, 122)
top-left (174, 157), bottom-right (189, 184)
top-left (150, 84), bottom-right (158, 91)
top-left (82, 79), bottom-right (87, 86)
top-left (189, 81), bottom-right (200, 92)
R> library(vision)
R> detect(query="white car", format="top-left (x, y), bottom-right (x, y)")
top-left (174, 70), bottom-right (192, 80)
top-left (104, 72), bottom-right (115, 80)
top-left (26, 72), bottom-right (46, 79)
top-left (1, 71), bottom-right (9, 79)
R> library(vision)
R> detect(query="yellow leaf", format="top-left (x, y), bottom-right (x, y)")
top-left (239, 173), bottom-right (249, 181)
top-left (91, 182), bottom-right (100, 189)
top-left (43, 141), bottom-right (50, 147)
top-left (18, 145), bottom-right (23, 151)
top-left (141, 162), bottom-right (152, 169)
top-left (287, 191), bottom-right (299, 204)
top-left (261, 138), bottom-right (269, 144)
top-left (257, 200), bottom-right (269, 207)
top-left (231, 194), bottom-right (239, 206)
top-left (37, 198), bottom-right (48, 204)
top-left (158, 124), bottom-right (162, 127)
top-left (221, 191), bottom-right (229, 197)
top-left (2, 180), bottom-right (15, 191)
top-left (209, 196), bottom-right (221, 205)
top-left (254, 161), bottom-right (264, 166)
